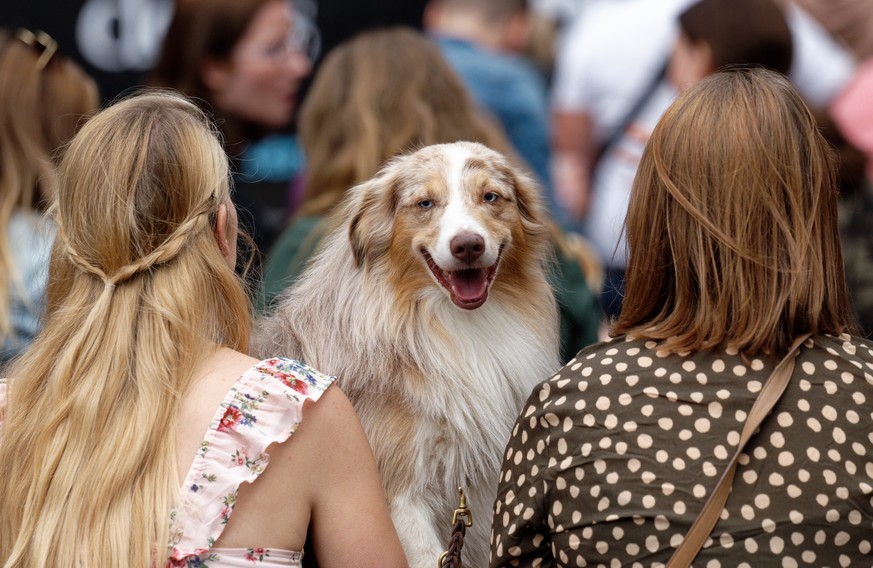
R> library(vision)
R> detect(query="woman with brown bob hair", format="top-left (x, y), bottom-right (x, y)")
top-left (616, 68), bottom-right (851, 353)
top-left (491, 68), bottom-right (870, 567)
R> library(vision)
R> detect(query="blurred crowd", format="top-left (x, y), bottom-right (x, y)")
top-left (0, 0), bottom-right (873, 565)
top-left (3, 0), bottom-right (873, 362)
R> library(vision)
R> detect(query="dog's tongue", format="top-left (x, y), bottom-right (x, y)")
top-left (449, 269), bottom-right (488, 301)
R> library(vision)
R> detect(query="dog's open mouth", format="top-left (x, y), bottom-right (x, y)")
top-left (421, 249), bottom-right (501, 310)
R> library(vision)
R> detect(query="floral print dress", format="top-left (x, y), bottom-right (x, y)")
top-left (167, 357), bottom-right (335, 567)
top-left (0, 357), bottom-right (335, 568)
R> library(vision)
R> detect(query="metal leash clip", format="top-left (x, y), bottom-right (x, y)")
top-left (438, 487), bottom-right (473, 568)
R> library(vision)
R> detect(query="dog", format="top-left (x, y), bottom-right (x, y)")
top-left (253, 142), bottom-right (561, 568)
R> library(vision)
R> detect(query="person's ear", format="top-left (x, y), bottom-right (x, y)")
top-left (213, 202), bottom-right (231, 259)
top-left (423, 1), bottom-right (445, 30)
top-left (502, 12), bottom-right (531, 54)
top-left (201, 58), bottom-right (232, 93)
top-left (689, 40), bottom-right (715, 81)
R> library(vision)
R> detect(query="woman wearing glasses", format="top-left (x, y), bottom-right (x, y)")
top-left (150, 0), bottom-right (317, 252)
top-left (0, 28), bottom-right (99, 363)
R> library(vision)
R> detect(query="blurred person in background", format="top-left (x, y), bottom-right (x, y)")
top-left (552, 0), bottom-right (794, 320)
top-left (425, 0), bottom-right (554, 208)
top-left (150, 0), bottom-right (316, 253)
top-left (550, 0), bottom-right (854, 234)
top-left (549, 0), bottom-right (695, 228)
top-left (0, 28), bottom-right (99, 363)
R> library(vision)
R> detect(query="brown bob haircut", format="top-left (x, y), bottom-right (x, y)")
top-left (613, 68), bottom-right (856, 356)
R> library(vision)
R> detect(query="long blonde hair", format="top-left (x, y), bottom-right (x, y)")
top-left (0, 91), bottom-right (252, 567)
top-left (0, 29), bottom-right (98, 347)
top-left (614, 68), bottom-right (855, 355)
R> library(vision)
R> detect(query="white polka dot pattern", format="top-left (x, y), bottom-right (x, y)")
top-left (490, 334), bottom-right (873, 567)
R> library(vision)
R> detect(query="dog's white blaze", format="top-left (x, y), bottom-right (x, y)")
top-left (433, 146), bottom-right (496, 267)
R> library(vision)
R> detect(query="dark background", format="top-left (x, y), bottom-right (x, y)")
top-left (2, 0), bottom-right (428, 104)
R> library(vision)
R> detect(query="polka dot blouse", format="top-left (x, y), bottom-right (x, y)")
top-left (490, 333), bottom-right (873, 567)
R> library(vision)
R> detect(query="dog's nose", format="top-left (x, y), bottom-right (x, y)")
top-left (450, 232), bottom-right (485, 263)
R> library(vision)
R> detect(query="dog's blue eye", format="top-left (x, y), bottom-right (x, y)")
top-left (418, 199), bottom-right (434, 209)
top-left (484, 192), bottom-right (499, 203)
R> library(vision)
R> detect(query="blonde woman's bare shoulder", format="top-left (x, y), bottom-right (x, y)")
top-left (177, 348), bottom-right (261, 458)
top-left (201, 347), bottom-right (260, 387)
top-left (212, 346), bottom-right (260, 369)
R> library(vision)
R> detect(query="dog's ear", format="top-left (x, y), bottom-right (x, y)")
top-left (346, 162), bottom-right (402, 268)
top-left (503, 161), bottom-right (551, 239)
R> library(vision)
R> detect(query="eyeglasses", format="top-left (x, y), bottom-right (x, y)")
top-left (241, 9), bottom-right (321, 64)
top-left (15, 28), bottom-right (58, 71)
top-left (289, 9), bottom-right (321, 62)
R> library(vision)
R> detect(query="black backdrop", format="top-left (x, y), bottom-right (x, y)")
top-left (1, 0), bottom-right (428, 104)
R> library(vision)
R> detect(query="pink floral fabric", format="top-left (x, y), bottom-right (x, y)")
top-left (165, 357), bottom-right (334, 567)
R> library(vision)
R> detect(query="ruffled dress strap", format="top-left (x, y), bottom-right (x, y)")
top-left (166, 358), bottom-right (334, 566)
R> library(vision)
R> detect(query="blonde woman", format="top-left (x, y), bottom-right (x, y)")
top-left (0, 28), bottom-right (99, 362)
top-left (0, 91), bottom-right (406, 568)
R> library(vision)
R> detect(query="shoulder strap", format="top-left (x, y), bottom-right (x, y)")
top-left (594, 59), bottom-right (669, 166)
top-left (666, 332), bottom-right (814, 568)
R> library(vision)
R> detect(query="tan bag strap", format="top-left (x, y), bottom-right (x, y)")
top-left (666, 332), bottom-right (813, 568)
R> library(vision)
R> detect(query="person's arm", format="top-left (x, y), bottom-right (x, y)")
top-left (551, 110), bottom-right (596, 219)
top-left (302, 385), bottom-right (408, 568)
top-left (490, 383), bottom-right (556, 567)
top-left (549, 8), bottom-right (603, 222)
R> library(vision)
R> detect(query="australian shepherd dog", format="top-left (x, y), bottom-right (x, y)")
top-left (254, 142), bottom-right (561, 567)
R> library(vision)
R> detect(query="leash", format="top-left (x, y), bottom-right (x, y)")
top-left (438, 487), bottom-right (473, 568)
